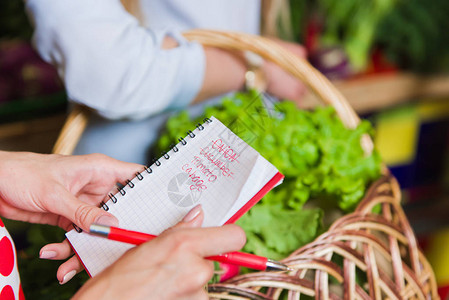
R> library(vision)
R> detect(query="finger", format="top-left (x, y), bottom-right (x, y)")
top-left (179, 287), bottom-right (210, 300)
top-left (173, 204), bottom-right (204, 229)
top-left (88, 153), bottom-right (144, 184)
top-left (174, 258), bottom-right (214, 297)
top-left (161, 205), bottom-right (203, 239)
top-left (0, 199), bottom-right (86, 232)
top-left (0, 202), bottom-right (60, 226)
top-left (52, 185), bottom-right (119, 232)
top-left (286, 82), bottom-right (307, 103)
top-left (40, 239), bottom-right (74, 260)
top-left (183, 291), bottom-right (209, 300)
top-left (57, 255), bottom-right (85, 285)
top-left (160, 224), bottom-right (246, 258)
top-left (2, 207), bottom-right (74, 233)
top-left (196, 224), bottom-right (246, 257)
top-left (289, 44), bottom-right (307, 58)
top-left (58, 217), bottom-right (77, 232)
top-left (270, 38), bottom-right (307, 58)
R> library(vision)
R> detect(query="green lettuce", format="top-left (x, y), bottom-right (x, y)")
top-left (236, 204), bottom-right (323, 260)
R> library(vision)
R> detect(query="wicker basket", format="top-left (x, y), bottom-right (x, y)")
top-left (52, 30), bottom-right (439, 300)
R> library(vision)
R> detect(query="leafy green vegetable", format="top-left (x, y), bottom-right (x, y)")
top-left (287, 0), bottom-right (449, 73)
top-left (0, 1), bottom-right (32, 39)
top-left (316, 0), bottom-right (398, 70)
top-left (375, 0), bottom-right (449, 73)
top-left (236, 204), bottom-right (323, 260)
top-left (156, 90), bottom-right (382, 258)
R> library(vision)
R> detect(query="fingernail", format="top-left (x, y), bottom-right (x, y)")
top-left (95, 215), bottom-right (119, 227)
top-left (40, 250), bottom-right (57, 259)
top-left (60, 270), bottom-right (76, 285)
top-left (182, 204), bottom-right (202, 222)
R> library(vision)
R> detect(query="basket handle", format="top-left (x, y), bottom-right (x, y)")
top-left (53, 30), bottom-right (373, 155)
top-left (52, 105), bottom-right (90, 155)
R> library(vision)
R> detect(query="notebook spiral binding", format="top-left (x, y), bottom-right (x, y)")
top-left (72, 117), bottom-right (213, 233)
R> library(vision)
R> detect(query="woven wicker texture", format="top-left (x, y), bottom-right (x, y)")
top-left (208, 174), bottom-right (438, 300)
top-left (52, 30), bottom-right (439, 299)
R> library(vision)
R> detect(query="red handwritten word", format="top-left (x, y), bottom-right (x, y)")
top-left (182, 164), bottom-right (207, 191)
top-left (191, 156), bottom-right (218, 182)
top-left (211, 139), bottom-right (240, 163)
top-left (199, 147), bottom-right (234, 178)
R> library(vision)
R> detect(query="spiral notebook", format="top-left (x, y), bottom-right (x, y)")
top-left (66, 116), bottom-right (284, 277)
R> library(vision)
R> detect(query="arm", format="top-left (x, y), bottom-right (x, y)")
top-left (26, 0), bottom-right (205, 119)
top-left (195, 39), bottom-right (307, 104)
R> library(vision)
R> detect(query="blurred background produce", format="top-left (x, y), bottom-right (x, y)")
top-left (285, 0), bottom-right (449, 75)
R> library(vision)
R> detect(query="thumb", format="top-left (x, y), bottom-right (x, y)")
top-left (55, 188), bottom-right (118, 232)
top-left (73, 203), bottom-right (119, 232)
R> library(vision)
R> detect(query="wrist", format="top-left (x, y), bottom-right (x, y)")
top-left (0, 151), bottom-right (16, 180)
top-left (161, 36), bottom-right (179, 50)
top-left (193, 46), bottom-right (246, 104)
top-left (243, 51), bottom-right (267, 92)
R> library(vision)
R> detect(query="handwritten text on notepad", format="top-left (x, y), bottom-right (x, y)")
top-left (181, 138), bottom-right (242, 193)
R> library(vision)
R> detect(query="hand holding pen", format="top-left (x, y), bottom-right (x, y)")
top-left (75, 205), bottom-right (291, 299)
top-left (90, 224), bottom-right (291, 272)
top-left (74, 205), bottom-right (291, 299)
top-left (74, 210), bottom-right (248, 299)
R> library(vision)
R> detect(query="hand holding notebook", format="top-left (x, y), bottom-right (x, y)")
top-left (67, 116), bottom-right (283, 277)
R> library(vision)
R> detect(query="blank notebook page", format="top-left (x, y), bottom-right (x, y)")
top-left (66, 116), bottom-right (283, 277)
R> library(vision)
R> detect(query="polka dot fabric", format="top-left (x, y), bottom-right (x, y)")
top-left (0, 218), bottom-right (24, 300)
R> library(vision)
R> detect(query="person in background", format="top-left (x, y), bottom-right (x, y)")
top-left (0, 151), bottom-right (245, 299)
top-left (25, 0), bottom-right (306, 165)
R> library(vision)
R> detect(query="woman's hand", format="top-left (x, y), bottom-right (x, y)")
top-left (0, 151), bottom-right (142, 283)
top-left (193, 38), bottom-right (307, 105)
top-left (73, 207), bottom-right (246, 300)
top-left (263, 38), bottom-right (308, 104)
top-left (0, 151), bottom-right (141, 230)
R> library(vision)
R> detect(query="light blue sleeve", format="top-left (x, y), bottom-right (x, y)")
top-left (25, 0), bottom-right (205, 120)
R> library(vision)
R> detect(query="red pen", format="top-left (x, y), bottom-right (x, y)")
top-left (89, 224), bottom-right (291, 272)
